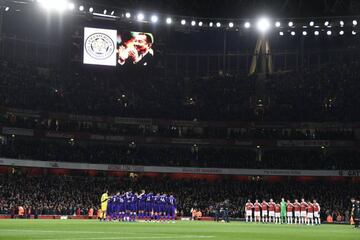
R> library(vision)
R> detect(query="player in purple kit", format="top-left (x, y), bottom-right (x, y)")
top-left (125, 190), bottom-right (133, 222)
top-left (117, 192), bottom-right (126, 221)
top-left (159, 193), bottom-right (167, 221)
top-left (107, 194), bottom-right (116, 220)
top-left (113, 192), bottom-right (121, 221)
top-left (145, 192), bottom-right (154, 221)
top-left (153, 193), bottom-right (161, 222)
top-left (130, 192), bottom-right (138, 222)
top-left (167, 194), bottom-right (177, 223)
top-left (137, 190), bottom-right (146, 220)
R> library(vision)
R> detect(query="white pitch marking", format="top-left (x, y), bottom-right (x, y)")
top-left (0, 229), bottom-right (136, 235)
top-left (39, 236), bottom-right (214, 240)
top-left (0, 229), bottom-right (214, 239)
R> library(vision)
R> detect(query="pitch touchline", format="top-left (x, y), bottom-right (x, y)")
top-left (1, 230), bottom-right (214, 239)
top-left (1, 229), bottom-right (137, 235)
top-left (39, 236), bottom-right (214, 240)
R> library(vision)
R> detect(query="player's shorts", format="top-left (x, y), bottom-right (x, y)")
top-left (106, 205), bottom-right (112, 214)
top-left (275, 212), bottom-right (280, 218)
top-left (246, 210), bottom-right (252, 216)
top-left (168, 207), bottom-right (176, 216)
top-left (145, 204), bottom-right (153, 212)
top-left (301, 211), bottom-right (307, 217)
top-left (254, 211), bottom-right (260, 217)
top-left (307, 213), bottom-right (314, 219)
top-left (101, 204), bottom-right (107, 212)
top-left (314, 212), bottom-right (320, 218)
top-left (269, 211), bottom-right (275, 217)
top-left (130, 205), bottom-right (137, 212)
top-left (119, 206), bottom-right (125, 212)
top-left (153, 205), bottom-right (160, 213)
top-left (287, 212), bottom-right (293, 217)
top-left (262, 211), bottom-right (268, 216)
top-left (295, 211), bottom-right (300, 217)
top-left (159, 205), bottom-right (166, 213)
top-left (114, 206), bottom-right (120, 213)
top-left (138, 203), bottom-right (146, 211)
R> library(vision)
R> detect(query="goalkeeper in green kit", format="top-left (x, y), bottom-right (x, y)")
top-left (280, 198), bottom-right (286, 224)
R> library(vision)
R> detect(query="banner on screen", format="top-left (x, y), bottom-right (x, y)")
top-left (83, 27), bottom-right (117, 66)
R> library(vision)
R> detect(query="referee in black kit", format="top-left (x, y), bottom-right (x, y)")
top-left (354, 199), bottom-right (360, 228)
top-left (351, 198), bottom-right (356, 225)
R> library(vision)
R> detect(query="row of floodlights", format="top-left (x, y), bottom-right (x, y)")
top-left (3, 1), bottom-right (358, 34)
top-left (279, 30), bottom-right (358, 36)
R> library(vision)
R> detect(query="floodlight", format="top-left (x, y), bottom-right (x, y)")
top-left (256, 17), bottom-right (271, 33)
top-left (244, 22), bottom-right (251, 28)
top-left (181, 19), bottom-right (186, 25)
top-left (151, 15), bottom-right (158, 23)
top-left (229, 22), bottom-right (234, 28)
top-left (166, 17), bottom-right (172, 24)
top-left (125, 12), bottom-right (131, 18)
top-left (38, 0), bottom-right (69, 12)
top-left (68, 3), bottom-right (75, 10)
top-left (137, 13), bottom-right (145, 21)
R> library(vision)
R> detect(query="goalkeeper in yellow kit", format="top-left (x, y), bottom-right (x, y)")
top-left (100, 190), bottom-right (109, 221)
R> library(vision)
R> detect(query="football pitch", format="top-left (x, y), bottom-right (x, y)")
top-left (0, 220), bottom-right (358, 240)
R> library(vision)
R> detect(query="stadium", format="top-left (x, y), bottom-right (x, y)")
top-left (0, 0), bottom-right (360, 239)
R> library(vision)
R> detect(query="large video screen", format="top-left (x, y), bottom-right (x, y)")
top-left (83, 27), bottom-right (154, 67)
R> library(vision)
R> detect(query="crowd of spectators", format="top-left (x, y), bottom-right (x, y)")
top-left (266, 61), bottom-right (360, 121)
top-left (0, 173), bottom-right (357, 221)
top-left (1, 60), bottom-right (360, 122)
top-left (2, 113), bottom-right (356, 141)
top-left (1, 138), bottom-right (360, 170)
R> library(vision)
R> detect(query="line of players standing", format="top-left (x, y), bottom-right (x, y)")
top-left (245, 198), bottom-right (321, 225)
top-left (105, 190), bottom-right (177, 222)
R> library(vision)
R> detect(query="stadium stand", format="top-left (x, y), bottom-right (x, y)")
top-left (0, 173), bottom-right (358, 221)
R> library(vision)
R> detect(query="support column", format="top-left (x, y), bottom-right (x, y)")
top-left (249, 36), bottom-right (273, 75)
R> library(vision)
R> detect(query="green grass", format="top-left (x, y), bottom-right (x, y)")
top-left (0, 220), bottom-right (358, 240)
